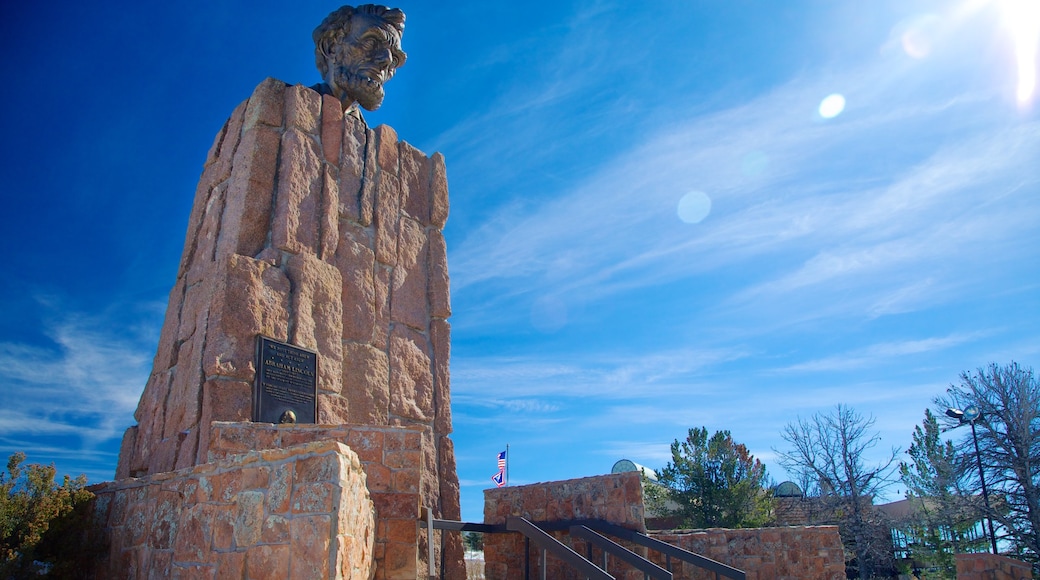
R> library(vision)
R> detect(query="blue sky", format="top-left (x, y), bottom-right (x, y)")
top-left (2, 1), bottom-right (1038, 523)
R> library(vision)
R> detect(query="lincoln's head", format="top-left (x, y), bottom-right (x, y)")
top-left (313, 5), bottom-right (406, 113)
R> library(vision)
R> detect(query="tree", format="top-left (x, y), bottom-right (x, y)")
top-left (775, 405), bottom-right (899, 580)
top-left (462, 531), bottom-right (484, 552)
top-left (647, 427), bottom-right (773, 529)
top-left (0, 452), bottom-right (96, 578)
top-left (936, 362), bottom-right (1040, 566)
top-left (898, 409), bottom-right (986, 577)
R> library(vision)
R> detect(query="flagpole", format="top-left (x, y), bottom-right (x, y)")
top-left (505, 443), bottom-right (509, 487)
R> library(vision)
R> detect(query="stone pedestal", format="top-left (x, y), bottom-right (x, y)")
top-left (105, 78), bottom-right (463, 578)
top-left (92, 442), bottom-right (374, 578)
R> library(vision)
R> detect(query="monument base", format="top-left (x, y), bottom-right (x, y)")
top-left (94, 421), bottom-right (462, 579)
top-left (90, 439), bottom-right (374, 579)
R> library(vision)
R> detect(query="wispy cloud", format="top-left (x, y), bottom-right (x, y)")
top-left (452, 346), bottom-right (748, 401)
top-left (779, 333), bottom-right (987, 373)
top-left (0, 298), bottom-right (161, 459)
top-left (446, 41), bottom-right (1040, 337)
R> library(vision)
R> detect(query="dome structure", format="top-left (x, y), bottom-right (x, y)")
top-left (774, 481), bottom-right (804, 497)
top-left (611, 459), bottom-right (658, 482)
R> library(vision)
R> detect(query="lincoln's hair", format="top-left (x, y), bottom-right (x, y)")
top-left (313, 5), bottom-right (407, 77)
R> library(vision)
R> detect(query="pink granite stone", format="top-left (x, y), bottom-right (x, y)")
top-left (335, 221), bottom-right (376, 343)
top-left (114, 426), bottom-right (138, 480)
top-left (428, 229), bottom-right (451, 319)
top-left (216, 125), bottom-right (281, 258)
top-left (319, 166), bottom-right (339, 262)
top-left (181, 101), bottom-right (245, 279)
top-left (272, 128), bottom-right (323, 255)
top-left (431, 319), bottom-right (452, 435)
top-left (176, 279), bottom-right (212, 344)
top-left (373, 264), bottom-right (391, 351)
top-left (184, 180), bottom-right (229, 287)
top-left (320, 93), bottom-right (343, 165)
top-left (202, 255), bottom-right (291, 381)
top-left (373, 171), bottom-right (401, 266)
top-left (174, 426), bottom-right (199, 470)
top-left (317, 393), bottom-right (351, 425)
top-left (130, 369), bottom-right (173, 474)
top-left (388, 326), bottom-right (433, 422)
top-left (163, 337), bottom-right (203, 440)
top-left (196, 380), bottom-right (252, 464)
top-left (418, 428), bottom-right (439, 510)
top-left (390, 217), bottom-right (429, 331)
top-left (341, 342), bottom-right (390, 425)
top-left (242, 77), bottom-right (286, 131)
top-left (285, 253), bottom-right (344, 396)
top-left (438, 436), bottom-right (467, 579)
top-left (398, 141), bottom-right (430, 224)
top-left (210, 100), bottom-right (248, 184)
top-left (150, 281), bottom-right (184, 373)
top-left (375, 124), bottom-right (399, 175)
top-left (430, 152), bottom-right (449, 229)
top-left (358, 127), bottom-right (377, 226)
top-left (284, 84), bottom-right (321, 135)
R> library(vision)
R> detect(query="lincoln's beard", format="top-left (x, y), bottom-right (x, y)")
top-left (329, 68), bottom-right (385, 111)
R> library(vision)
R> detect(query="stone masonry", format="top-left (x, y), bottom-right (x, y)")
top-left (483, 473), bottom-right (648, 580)
top-left (207, 421), bottom-right (463, 579)
top-left (648, 527), bottom-right (846, 580)
top-left (91, 441), bottom-right (373, 579)
top-left (110, 77), bottom-right (463, 577)
top-left (482, 472), bottom-right (847, 580)
top-left (955, 553), bottom-right (1034, 580)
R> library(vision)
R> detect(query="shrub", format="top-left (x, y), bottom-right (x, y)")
top-left (0, 453), bottom-right (97, 578)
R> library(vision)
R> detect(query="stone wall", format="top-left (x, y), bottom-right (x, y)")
top-left (647, 526), bottom-right (846, 580)
top-left (956, 553), bottom-right (1034, 580)
top-left (91, 441), bottom-right (373, 579)
top-left (208, 421), bottom-right (463, 580)
top-left (483, 473), bottom-right (647, 580)
top-left (481, 472), bottom-right (847, 580)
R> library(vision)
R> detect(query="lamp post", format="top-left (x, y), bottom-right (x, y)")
top-left (945, 405), bottom-right (999, 554)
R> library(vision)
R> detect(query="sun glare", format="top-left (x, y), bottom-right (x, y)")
top-left (999, 0), bottom-right (1040, 105)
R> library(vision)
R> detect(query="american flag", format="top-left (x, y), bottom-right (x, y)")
top-left (491, 450), bottom-right (507, 487)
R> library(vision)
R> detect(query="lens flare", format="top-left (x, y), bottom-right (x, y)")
top-left (1000, 0), bottom-right (1040, 106)
top-left (898, 14), bottom-right (941, 59)
top-left (818, 93), bottom-right (846, 118)
top-left (677, 191), bottom-right (712, 224)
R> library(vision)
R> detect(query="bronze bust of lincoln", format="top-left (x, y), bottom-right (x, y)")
top-left (311, 5), bottom-right (407, 118)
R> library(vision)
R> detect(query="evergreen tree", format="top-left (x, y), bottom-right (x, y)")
top-left (648, 427), bottom-right (773, 529)
top-left (898, 409), bottom-right (986, 578)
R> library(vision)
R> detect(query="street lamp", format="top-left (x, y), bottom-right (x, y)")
top-left (946, 405), bottom-right (999, 554)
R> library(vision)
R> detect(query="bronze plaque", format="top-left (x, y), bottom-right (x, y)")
top-left (254, 336), bottom-right (317, 424)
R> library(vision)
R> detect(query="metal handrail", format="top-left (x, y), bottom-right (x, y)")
top-left (580, 520), bottom-right (746, 580)
top-left (506, 517), bottom-right (614, 580)
top-left (570, 525), bottom-right (672, 580)
top-left (425, 513), bottom-right (745, 580)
